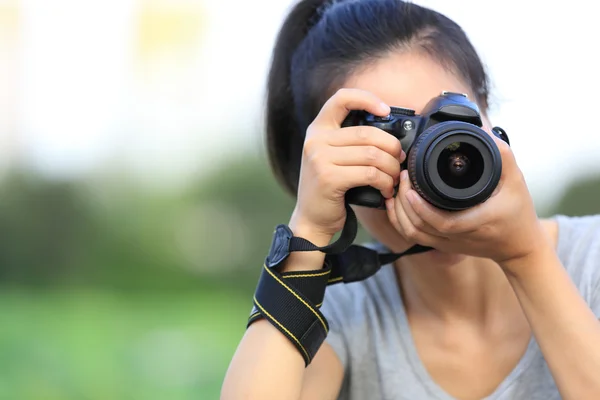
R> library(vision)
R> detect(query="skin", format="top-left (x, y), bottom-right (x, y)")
top-left (346, 51), bottom-right (546, 399)
top-left (221, 50), bottom-right (600, 400)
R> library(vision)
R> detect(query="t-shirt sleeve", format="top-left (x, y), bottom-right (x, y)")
top-left (319, 284), bottom-right (352, 369)
top-left (555, 214), bottom-right (600, 317)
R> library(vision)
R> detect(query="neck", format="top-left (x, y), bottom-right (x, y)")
top-left (394, 251), bottom-right (519, 326)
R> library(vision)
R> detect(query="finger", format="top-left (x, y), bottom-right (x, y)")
top-left (397, 170), bottom-right (446, 238)
top-left (390, 171), bottom-right (437, 245)
top-left (404, 187), bottom-right (482, 235)
top-left (314, 88), bottom-right (390, 129)
top-left (327, 126), bottom-right (404, 161)
top-left (330, 146), bottom-right (401, 184)
top-left (335, 165), bottom-right (395, 199)
top-left (391, 189), bottom-right (434, 246)
top-left (385, 197), bottom-right (403, 233)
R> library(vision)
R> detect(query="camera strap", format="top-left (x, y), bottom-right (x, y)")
top-left (247, 202), bottom-right (432, 365)
top-left (285, 202), bottom-right (433, 283)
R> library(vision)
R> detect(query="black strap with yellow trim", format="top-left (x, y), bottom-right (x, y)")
top-left (247, 204), bottom-right (432, 366)
top-left (248, 264), bottom-right (332, 365)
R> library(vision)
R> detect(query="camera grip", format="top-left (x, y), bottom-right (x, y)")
top-left (345, 186), bottom-right (387, 210)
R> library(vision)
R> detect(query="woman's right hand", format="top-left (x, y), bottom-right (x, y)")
top-left (289, 88), bottom-right (406, 245)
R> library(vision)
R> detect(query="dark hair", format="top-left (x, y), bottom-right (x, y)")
top-left (266, 0), bottom-right (491, 196)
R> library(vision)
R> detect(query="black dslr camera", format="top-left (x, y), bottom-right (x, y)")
top-left (342, 92), bottom-right (510, 211)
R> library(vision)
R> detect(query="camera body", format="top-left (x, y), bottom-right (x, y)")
top-left (341, 92), bottom-right (510, 211)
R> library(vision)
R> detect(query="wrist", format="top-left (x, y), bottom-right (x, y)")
top-left (499, 240), bottom-right (557, 281)
top-left (288, 215), bottom-right (335, 248)
top-left (276, 216), bottom-right (333, 273)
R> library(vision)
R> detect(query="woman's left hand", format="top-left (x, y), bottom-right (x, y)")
top-left (385, 130), bottom-right (551, 272)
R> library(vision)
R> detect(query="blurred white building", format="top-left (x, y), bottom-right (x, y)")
top-left (1, 0), bottom-right (600, 211)
top-left (0, 1), bottom-right (20, 177)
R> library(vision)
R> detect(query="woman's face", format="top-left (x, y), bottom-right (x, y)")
top-left (341, 50), bottom-right (493, 263)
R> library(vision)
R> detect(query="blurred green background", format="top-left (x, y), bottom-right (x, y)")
top-left (0, 155), bottom-right (296, 400)
top-left (2, 0), bottom-right (600, 399)
top-left (1, 154), bottom-right (599, 400)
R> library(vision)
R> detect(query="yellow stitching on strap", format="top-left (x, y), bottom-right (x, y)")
top-left (315, 302), bottom-right (323, 308)
top-left (263, 264), bottom-right (328, 333)
top-left (283, 269), bottom-right (330, 279)
top-left (249, 311), bottom-right (260, 320)
top-left (253, 296), bottom-right (310, 361)
top-left (328, 276), bottom-right (343, 283)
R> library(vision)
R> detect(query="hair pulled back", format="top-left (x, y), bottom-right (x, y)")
top-left (266, 0), bottom-right (490, 196)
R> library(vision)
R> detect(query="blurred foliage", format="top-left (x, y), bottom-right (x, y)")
top-left (549, 174), bottom-right (600, 217)
top-left (0, 154), bottom-right (300, 294)
top-left (0, 172), bottom-right (203, 292)
top-left (187, 155), bottom-right (296, 290)
top-left (0, 154), bottom-right (598, 399)
top-left (0, 289), bottom-right (250, 400)
top-left (0, 155), bottom-right (598, 292)
top-left (0, 174), bottom-right (93, 286)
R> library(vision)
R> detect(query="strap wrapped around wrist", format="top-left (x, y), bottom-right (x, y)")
top-left (247, 263), bottom-right (332, 366)
top-left (246, 203), bottom-right (434, 366)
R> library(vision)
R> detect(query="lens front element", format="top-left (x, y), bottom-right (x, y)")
top-left (437, 141), bottom-right (484, 190)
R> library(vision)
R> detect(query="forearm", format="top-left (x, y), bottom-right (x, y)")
top-left (221, 223), bottom-right (333, 399)
top-left (503, 246), bottom-right (600, 399)
top-left (221, 319), bottom-right (308, 400)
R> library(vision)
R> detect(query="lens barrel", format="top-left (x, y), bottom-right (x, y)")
top-left (407, 121), bottom-right (502, 210)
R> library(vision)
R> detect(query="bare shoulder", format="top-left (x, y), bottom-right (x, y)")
top-left (299, 342), bottom-right (344, 400)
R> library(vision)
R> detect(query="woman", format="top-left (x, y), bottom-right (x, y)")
top-left (221, 0), bottom-right (600, 399)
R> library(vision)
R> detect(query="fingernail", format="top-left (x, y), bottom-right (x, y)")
top-left (380, 102), bottom-right (390, 113)
top-left (401, 170), bottom-right (408, 182)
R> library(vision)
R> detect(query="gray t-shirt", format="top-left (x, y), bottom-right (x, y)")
top-left (320, 214), bottom-right (600, 400)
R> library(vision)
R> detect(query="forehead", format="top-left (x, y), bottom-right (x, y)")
top-left (342, 51), bottom-right (474, 114)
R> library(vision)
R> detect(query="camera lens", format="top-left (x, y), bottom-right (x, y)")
top-left (437, 142), bottom-right (483, 189)
top-left (407, 121), bottom-right (503, 211)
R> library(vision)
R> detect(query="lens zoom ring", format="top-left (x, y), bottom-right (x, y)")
top-left (407, 131), bottom-right (434, 204)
